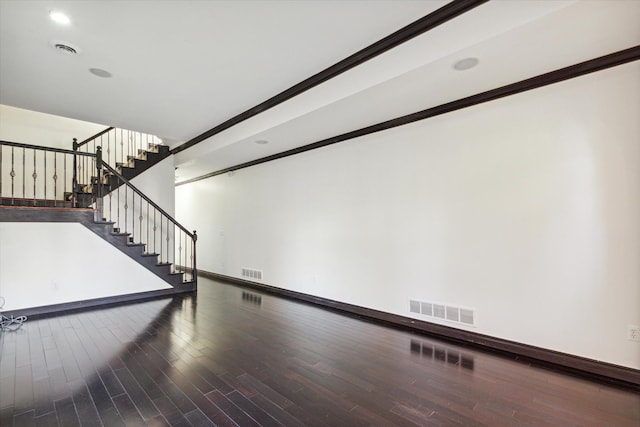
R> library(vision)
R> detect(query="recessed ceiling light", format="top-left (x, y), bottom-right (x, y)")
top-left (89, 68), bottom-right (113, 78)
top-left (49, 11), bottom-right (71, 25)
top-left (453, 57), bottom-right (479, 71)
top-left (254, 140), bottom-right (269, 145)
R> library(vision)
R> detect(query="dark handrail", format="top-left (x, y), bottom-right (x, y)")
top-left (1, 140), bottom-right (96, 157)
top-left (100, 161), bottom-right (194, 238)
top-left (76, 127), bottom-right (114, 149)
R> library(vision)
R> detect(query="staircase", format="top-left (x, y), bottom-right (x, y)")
top-left (69, 140), bottom-right (171, 208)
top-left (0, 129), bottom-right (196, 292)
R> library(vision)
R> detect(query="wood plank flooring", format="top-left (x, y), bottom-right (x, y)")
top-left (0, 278), bottom-right (638, 426)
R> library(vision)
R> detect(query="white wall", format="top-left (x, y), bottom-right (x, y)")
top-left (0, 104), bottom-right (106, 149)
top-left (176, 62), bottom-right (640, 369)
top-left (101, 156), bottom-right (179, 266)
top-left (0, 222), bottom-right (171, 311)
top-left (130, 155), bottom-right (175, 217)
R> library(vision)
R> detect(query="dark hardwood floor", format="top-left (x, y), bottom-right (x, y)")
top-left (1, 278), bottom-right (638, 426)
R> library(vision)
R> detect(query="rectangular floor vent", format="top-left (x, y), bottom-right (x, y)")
top-left (242, 268), bottom-right (263, 281)
top-left (409, 299), bottom-right (475, 327)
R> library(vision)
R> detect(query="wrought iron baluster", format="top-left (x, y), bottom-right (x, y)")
top-left (44, 151), bottom-right (47, 202)
top-left (124, 184), bottom-right (128, 234)
top-left (166, 217), bottom-right (171, 266)
top-left (63, 154), bottom-right (67, 206)
top-left (138, 195), bottom-right (143, 244)
top-left (53, 153), bottom-right (57, 207)
top-left (10, 147), bottom-right (15, 204)
top-left (153, 208), bottom-right (157, 256)
top-left (32, 149), bottom-right (37, 205)
top-left (146, 203), bottom-right (149, 253)
top-left (120, 128), bottom-right (124, 164)
top-left (178, 228), bottom-right (182, 277)
top-left (22, 147), bottom-right (25, 200)
top-left (132, 189), bottom-right (135, 241)
top-left (117, 183), bottom-right (121, 231)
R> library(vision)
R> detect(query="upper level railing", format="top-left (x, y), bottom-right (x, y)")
top-left (74, 127), bottom-right (165, 172)
top-left (0, 140), bottom-right (95, 207)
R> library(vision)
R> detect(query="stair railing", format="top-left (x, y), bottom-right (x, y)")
top-left (1, 140), bottom-right (95, 207)
top-left (1, 140), bottom-right (196, 285)
top-left (95, 147), bottom-right (197, 283)
top-left (74, 126), bottom-right (165, 176)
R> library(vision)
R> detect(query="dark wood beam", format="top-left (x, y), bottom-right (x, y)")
top-left (171, 0), bottom-right (489, 155)
top-left (177, 45), bottom-right (640, 186)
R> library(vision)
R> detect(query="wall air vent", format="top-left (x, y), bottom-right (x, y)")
top-left (433, 304), bottom-right (446, 319)
top-left (241, 268), bottom-right (263, 281)
top-left (460, 308), bottom-right (474, 325)
top-left (409, 299), bottom-right (475, 327)
top-left (446, 306), bottom-right (460, 322)
top-left (409, 300), bottom-right (420, 314)
top-left (420, 302), bottom-right (433, 316)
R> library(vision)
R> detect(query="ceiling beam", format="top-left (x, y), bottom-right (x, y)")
top-left (176, 45), bottom-right (640, 186)
top-left (171, 0), bottom-right (489, 155)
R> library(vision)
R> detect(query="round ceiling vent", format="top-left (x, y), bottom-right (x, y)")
top-left (54, 43), bottom-right (77, 55)
top-left (50, 40), bottom-right (80, 55)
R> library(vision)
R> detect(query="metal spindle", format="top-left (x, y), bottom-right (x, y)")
top-left (153, 208), bottom-right (157, 255)
top-left (132, 189), bottom-right (135, 241)
top-left (124, 184), bottom-right (128, 233)
top-left (44, 151), bottom-right (47, 202)
top-left (53, 153), bottom-right (57, 206)
top-left (146, 203), bottom-right (149, 253)
top-left (178, 229), bottom-right (182, 275)
top-left (22, 147), bottom-right (25, 200)
top-left (120, 128), bottom-right (124, 164)
top-left (32, 150), bottom-right (37, 205)
top-left (138, 196), bottom-right (143, 244)
top-left (10, 147), bottom-right (15, 203)
top-left (117, 183), bottom-right (121, 231)
top-left (63, 155), bottom-right (67, 206)
top-left (167, 218), bottom-right (176, 271)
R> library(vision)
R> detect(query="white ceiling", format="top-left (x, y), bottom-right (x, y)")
top-left (1, 0), bottom-right (639, 183)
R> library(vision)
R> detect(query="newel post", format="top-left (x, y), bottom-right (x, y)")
top-left (193, 230), bottom-right (198, 286)
top-left (72, 138), bottom-right (78, 208)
